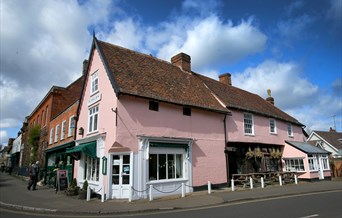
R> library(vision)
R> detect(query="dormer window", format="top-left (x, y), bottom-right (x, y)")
top-left (91, 71), bottom-right (99, 94)
top-left (149, 101), bottom-right (159, 111)
top-left (183, 107), bottom-right (191, 116)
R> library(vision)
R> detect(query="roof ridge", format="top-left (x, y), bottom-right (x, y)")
top-left (97, 40), bottom-right (176, 68)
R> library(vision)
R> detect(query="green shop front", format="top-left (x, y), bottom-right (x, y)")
top-left (44, 142), bottom-right (75, 187)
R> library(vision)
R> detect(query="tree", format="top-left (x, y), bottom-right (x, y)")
top-left (28, 125), bottom-right (40, 164)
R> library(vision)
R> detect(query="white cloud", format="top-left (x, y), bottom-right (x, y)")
top-left (0, 130), bottom-right (8, 146)
top-left (232, 60), bottom-right (341, 132)
top-left (0, 119), bottom-right (20, 129)
top-left (156, 16), bottom-right (267, 71)
top-left (277, 14), bottom-right (315, 40)
top-left (233, 60), bottom-right (318, 109)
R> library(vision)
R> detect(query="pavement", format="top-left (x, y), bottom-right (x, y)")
top-left (0, 173), bottom-right (341, 215)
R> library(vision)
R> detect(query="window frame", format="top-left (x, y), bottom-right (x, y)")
top-left (243, 113), bottom-right (254, 135)
top-left (84, 156), bottom-right (100, 182)
top-left (148, 147), bottom-right (185, 182)
top-left (49, 128), bottom-right (54, 144)
top-left (320, 155), bottom-right (329, 170)
top-left (68, 116), bottom-right (75, 137)
top-left (61, 120), bottom-right (66, 140)
top-left (54, 125), bottom-right (60, 143)
top-left (284, 158), bottom-right (305, 172)
top-left (287, 123), bottom-right (293, 137)
top-left (183, 107), bottom-right (191, 116)
top-left (88, 105), bottom-right (99, 134)
top-left (90, 71), bottom-right (99, 95)
top-left (269, 118), bottom-right (277, 134)
top-left (149, 101), bottom-right (159, 111)
top-left (308, 155), bottom-right (318, 171)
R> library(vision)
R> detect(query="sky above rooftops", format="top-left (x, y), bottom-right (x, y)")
top-left (0, 0), bottom-right (341, 146)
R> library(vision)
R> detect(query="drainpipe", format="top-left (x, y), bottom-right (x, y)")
top-left (223, 114), bottom-right (229, 186)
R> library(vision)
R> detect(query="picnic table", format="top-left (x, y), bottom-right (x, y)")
top-left (232, 171), bottom-right (297, 188)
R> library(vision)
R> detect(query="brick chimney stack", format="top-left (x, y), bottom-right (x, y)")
top-left (219, 73), bottom-right (232, 86)
top-left (83, 59), bottom-right (89, 75)
top-left (171, 53), bottom-right (191, 72)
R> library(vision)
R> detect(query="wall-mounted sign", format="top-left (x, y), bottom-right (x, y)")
top-left (102, 156), bottom-right (107, 175)
top-left (88, 93), bottom-right (101, 106)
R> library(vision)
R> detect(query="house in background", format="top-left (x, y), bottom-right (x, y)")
top-left (283, 141), bottom-right (331, 180)
top-left (69, 37), bottom-right (307, 201)
top-left (307, 128), bottom-right (342, 158)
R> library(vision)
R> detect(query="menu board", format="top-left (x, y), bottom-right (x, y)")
top-left (56, 170), bottom-right (68, 191)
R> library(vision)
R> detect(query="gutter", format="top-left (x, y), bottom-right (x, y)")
top-left (223, 114), bottom-right (229, 186)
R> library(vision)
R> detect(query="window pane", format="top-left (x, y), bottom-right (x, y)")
top-left (149, 154), bottom-right (157, 181)
top-left (167, 154), bottom-right (175, 179)
top-left (89, 116), bottom-right (93, 132)
top-left (123, 155), bottom-right (130, 164)
top-left (94, 114), bottom-right (98, 131)
top-left (159, 154), bottom-right (166, 180)
top-left (176, 154), bottom-right (183, 178)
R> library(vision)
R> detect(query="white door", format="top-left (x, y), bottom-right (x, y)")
top-left (111, 154), bottom-right (131, 199)
top-left (317, 156), bottom-right (324, 180)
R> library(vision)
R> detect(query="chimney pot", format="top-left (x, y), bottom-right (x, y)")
top-left (219, 73), bottom-right (232, 86)
top-left (266, 89), bottom-right (275, 105)
top-left (171, 53), bottom-right (191, 72)
top-left (83, 59), bottom-right (89, 75)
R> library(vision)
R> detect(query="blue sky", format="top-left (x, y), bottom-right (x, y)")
top-left (1, 0), bottom-right (341, 146)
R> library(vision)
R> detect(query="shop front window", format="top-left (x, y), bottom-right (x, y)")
top-left (149, 153), bottom-right (183, 181)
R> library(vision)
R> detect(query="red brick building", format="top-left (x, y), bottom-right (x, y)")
top-left (22, 62), bottom-right (86, 171)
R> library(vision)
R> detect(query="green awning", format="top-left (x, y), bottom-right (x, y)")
top-left (66, 141), bottom-right (97, 159)
top-left (45, 142), bottom-right (74, 153)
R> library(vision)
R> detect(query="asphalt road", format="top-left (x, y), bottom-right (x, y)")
top-left (1, 190), bottom-right (341, 218)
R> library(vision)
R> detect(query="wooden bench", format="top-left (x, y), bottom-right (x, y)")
top-left (232, 174), bottom-right (250, 188)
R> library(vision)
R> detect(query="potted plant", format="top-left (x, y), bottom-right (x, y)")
top-left (78, 180), bottom-right (88, 199)
top-left (66, 178), bottom-right (79, 196)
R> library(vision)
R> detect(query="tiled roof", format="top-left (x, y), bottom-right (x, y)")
top-left (313, 131), bottom-right (342, 150)
top-left (286, 141), bottom-right (330, 154)
top-left (95, 39), bottom-right (302, 125)
top-left (96, 40), bottom-right (228, 113)
top-left (196, 74), bottom-right (302, 125)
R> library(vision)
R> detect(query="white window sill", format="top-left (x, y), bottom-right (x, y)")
top-left (147, 178), bottom-right (188, 185)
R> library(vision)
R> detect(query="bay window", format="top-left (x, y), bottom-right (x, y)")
top-left (284, 158), bottom-right (305, 172)
top-left (149, 152), bottom-right (183, 181)
top-left (84, 156), bottom-right (100, 182)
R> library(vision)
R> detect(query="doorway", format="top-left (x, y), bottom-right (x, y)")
top-left (111, 154), bottom-right (131, 199)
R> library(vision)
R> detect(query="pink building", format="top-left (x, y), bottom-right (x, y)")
top-left (283, 141), bottom-right (330, 180)
top-left (68, 37), bottom-right (312, 200)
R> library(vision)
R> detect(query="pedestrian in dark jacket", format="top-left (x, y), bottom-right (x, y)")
top-left (27, 161), bottom-right (40, 190)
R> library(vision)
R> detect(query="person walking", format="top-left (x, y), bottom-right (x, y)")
top-left (27, 161), bottom-right (40, 190)
top-left (0, 163), bottom-right (5, 174)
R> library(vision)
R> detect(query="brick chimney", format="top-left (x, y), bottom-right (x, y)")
top-left (266, 89), bottom-right (275, 105)
top-left (171, 53), bottom-right (191, 72)
top-left (329, 127), bottom-right (336, 132)
top-left (83, 59), bottom-right (89, 75)
top-left (219, 73), bottom-right (232, 86)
